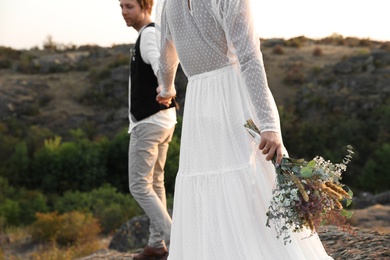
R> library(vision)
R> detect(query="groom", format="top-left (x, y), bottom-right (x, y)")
top-left (119, 0), bottom-right (177, 259)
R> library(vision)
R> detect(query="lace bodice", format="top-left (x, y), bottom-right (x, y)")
top-left (157, 0), bottom-right (281, 133)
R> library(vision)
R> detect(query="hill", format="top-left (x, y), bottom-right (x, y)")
top-left (1, 36), bottom-right (388, 139)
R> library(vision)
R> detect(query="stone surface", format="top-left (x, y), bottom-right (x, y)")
top-left (80, 205), bottom-right (390, 260)
top-left (79, 226), bottom-right (390, 260)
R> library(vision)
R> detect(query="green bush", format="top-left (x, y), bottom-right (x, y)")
top-left (31, 136), bottom-right (107, 194)
top-left (54, 184), bottom-right (142, 234)
top-left (360, 143), bottom-right (390, 193)
top-left (17, 190), bottom-right (49, 225)
top-left (98, 203), bottom-right (127, 234)
top-left (88, 185), bottom-right (142, 233)
top-left (0, 199), bottom-right (20, 226)
top-left (5, 141), bottom-right (29, 187)
top-left (54, 190), bottom-right (91, 214)
top-left (165, 134), bottom-right (180, 195)
top-left (0, 177), bottom-right (19, 226)
top-left (104, 128), bottom-right (130, 193)
top-left (0, 177), bottom-right (49, 226)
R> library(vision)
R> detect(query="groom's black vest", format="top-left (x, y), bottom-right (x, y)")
top-left (130, 23), bottom-right (176, 121)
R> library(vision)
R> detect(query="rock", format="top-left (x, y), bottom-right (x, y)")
top-left (108, 214), bottom-right (150, 252)
top-left (109, 210), bottom-right (172, 253)
top-left (353, 191), bottom-right (390, 209)
top-left (319, 226), bottom-right (390, 259)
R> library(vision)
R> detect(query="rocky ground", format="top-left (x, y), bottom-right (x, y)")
top-left (320, 227), bottom-right (389, 259)
top-left (78, 227), bottom-right (390, 260)
top-left (78, 204), bottom-right (390, 260)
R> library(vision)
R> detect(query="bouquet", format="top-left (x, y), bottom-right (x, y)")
top-left (244, 119), bottom-right (354, 244)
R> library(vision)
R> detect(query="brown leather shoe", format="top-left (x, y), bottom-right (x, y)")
top-left (133, 245), bottom-right (168, 260)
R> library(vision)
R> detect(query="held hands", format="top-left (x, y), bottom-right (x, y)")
top-left (156, 86), bottom-right (174, 107)
top-left (258, 131), bottom-right (284, 167)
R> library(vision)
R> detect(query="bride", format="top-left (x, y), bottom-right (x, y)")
top-left (156, 0), bottom-right (333, 258)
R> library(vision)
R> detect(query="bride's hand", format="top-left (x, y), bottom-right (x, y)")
top-left (258, 131), bottom-right (283, 166)
top-left (156, 86), bottom-right (174, 107)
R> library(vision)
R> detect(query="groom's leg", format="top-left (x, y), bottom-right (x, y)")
top-left (129, 123), bottom-right (172, 248)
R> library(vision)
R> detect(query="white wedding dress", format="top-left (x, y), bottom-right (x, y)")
top-left (156, 0), bottom-right (333, 259)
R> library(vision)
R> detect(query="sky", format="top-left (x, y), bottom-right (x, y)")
top-left (0, 0), bottom-right (389, 50)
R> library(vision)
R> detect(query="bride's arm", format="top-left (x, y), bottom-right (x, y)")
top-left (156, 0), bottom-right (179, 100)
top-left (220, 0), bottom-right (284, 163)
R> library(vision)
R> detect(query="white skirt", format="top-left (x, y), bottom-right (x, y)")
top-left (168, 64), bottom-right (333, 260)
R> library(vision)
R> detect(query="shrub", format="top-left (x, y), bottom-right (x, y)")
top-left (30, 211), bottom-right (101, 246)
top-left (54, 190), bottom-right (91, 214)
top-left (285, 36), bottom-right (308, 48)
top-left (108, 54), bottom-right (129, 68)
top-left (30, 212), bottom-right (62, 242)
top-left (5, 141), bottom-right (29, 187)
top-left (359, 143), bottom-right (390, 193)
top-left (0, 46), bottom-right (20, 69)
top-left (380, 42), bottom-right (390, 51)
top-left (97, 203), bottom-right (126, 234)
top-left (88, 185), bottom-right (142, 233)
top-left (31, 136), bottom-right (107, 194)
top-left (359, 38), bottom-right (372, 47)
top-left (0, 184), bottom-right (48, 226)
top-left (57, 211), bottom-right (100, 245)
top-left (17, 190), bottom-right (49, 225)
top-left (283, 65), bottom-right (305, 85)
top-left (104, 128), bottom-right (130, 193)
top-left (313, 47), bottom-right (323, 56)
top-left (16, 53), bottom-right (40, 74)
top-left (272, 44), bottom-right (284, 55)
top-left (165, 133), bottom-right (180, 195)
top-left (0, 199), bottom-right (20, 226)
top-left (54, 185), bottom-right (142, 234)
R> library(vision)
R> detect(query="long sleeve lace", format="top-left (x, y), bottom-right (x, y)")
top-left (157, 0), bottom-right (179, 98)
top-left (218, 0), bottom-right (280, 133)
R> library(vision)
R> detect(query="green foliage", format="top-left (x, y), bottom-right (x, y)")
top-left (164, 116), bottom-right (182, 195)
top-left (0, 177), bottom-right (19, 226)
top-left (0, 199), bottom-right (20, 226)
top-left (0, 132), bottom-right (19, 175)
top-left (6, 141), bottom-right (29, 186)
top-left (359, 143), bottom-right (390, 193)
top-left (104, 128), bottom-right (130, 193)
top-left (0, 177), bottom-right (49, 226)
top-left (54, 184), bottom-right (142, 234)
top-left (17, 190), bottom-right (49, 225)
top-left (31, 136), bottom-right (107, 194)
top-left (165, 134), bottom-right (180, 195)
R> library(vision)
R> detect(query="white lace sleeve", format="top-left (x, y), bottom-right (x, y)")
top-left (218, 0), bottom-right (281, 133)
top-left (155, 0), bottom-right (179, 98)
